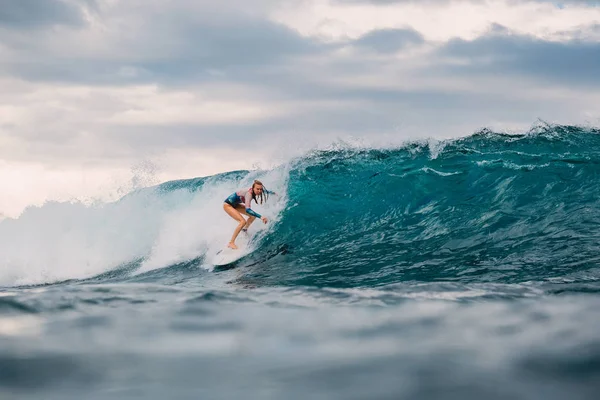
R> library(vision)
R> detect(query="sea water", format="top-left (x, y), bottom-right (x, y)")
top-left (1, 124), bottom-right (599, 399)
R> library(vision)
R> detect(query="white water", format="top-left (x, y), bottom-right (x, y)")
top-left (0, 168), bottom-right (289, 287)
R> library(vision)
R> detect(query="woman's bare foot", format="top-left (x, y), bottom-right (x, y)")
top-left (227, 242), bottom-right (238, 250)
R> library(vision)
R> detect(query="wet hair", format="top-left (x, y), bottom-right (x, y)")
top-left (251, 180), bottom-right (269, 205)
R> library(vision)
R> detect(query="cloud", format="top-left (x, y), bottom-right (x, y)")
top-left (2, 15), bottom-right (598, 165)
top-left (351, 28), bottom-right (424, 52)
top-left (435, 26), bottom-right (600, 87)
top-left (0, 0), bottom-right (88, 28)
top-left (333, 0), bottom-right (600, 5)
top-left (273, 0), bottom-right (600, 43)
top-left (0, 1), bottom-right (322, 85)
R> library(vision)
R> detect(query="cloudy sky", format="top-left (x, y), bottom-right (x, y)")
top-left (1, 0), bottom-right (599, 217)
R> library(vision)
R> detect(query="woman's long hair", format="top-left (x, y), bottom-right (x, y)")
top-left (250, 180), bottom-right (269, 205)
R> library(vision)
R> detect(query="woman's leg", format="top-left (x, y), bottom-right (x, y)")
top-left (234, 204), bottom-right (256, 231)
top-left (223, 203), bottom-right (246, 249)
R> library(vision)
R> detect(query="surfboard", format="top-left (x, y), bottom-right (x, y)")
top-left (208, 232), bottom-right (253, 267)
top-left (211, 247), bottom-right (248, 267)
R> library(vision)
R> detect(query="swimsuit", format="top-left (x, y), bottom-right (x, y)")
top-left (224, 188), bottom-right (263, 218)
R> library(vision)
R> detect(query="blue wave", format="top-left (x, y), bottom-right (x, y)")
top-left (211, 124), bottom-right (600, 288)
top-left (3, 124), bottom-right (600, 290)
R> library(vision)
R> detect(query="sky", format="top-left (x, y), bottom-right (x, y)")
top-left (1, 0), bottom-right (599, 217)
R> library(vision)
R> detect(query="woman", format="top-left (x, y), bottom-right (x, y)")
top-left (223, 180), bottom-right (275, 249)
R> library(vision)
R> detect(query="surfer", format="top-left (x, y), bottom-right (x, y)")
top-left (223, 180), bottom-right (275, 249)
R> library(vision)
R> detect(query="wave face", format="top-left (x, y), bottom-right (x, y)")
top-left (246, 124), bottom-right (600, 289)
top-left (1, 124), bottom-right (600, 289)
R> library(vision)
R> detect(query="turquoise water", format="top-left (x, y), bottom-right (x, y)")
top-left (1, 124), bottom-right (599, 399)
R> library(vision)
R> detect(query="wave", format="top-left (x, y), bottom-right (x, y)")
top-left (2, 123), bottom-right (600, 288)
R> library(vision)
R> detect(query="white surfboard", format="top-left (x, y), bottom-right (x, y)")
top-left (210, 248), bottom-right (247, 267)
top-left (208, 232), bottom-right (253, 267)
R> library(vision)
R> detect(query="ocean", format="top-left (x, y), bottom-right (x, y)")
top-left (1, 124), bottom-right (600, 399)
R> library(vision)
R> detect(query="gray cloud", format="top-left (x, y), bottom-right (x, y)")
top-left (510, 0), bottom-right (600, 4)
top-left (1, 1), bottom-right (596, 90)
top-left (434, 25), bottom-right (600, 87)
top-left (0, 4), bottom-right (324, 85)
top-left (351, 28), bottom-right (424, 53)
top-left (333, 0), bottom-right (450, 4)
top-left (333, 0), bottom-right (600, 4)
top-left (0, 0), bottom-right (88, 28)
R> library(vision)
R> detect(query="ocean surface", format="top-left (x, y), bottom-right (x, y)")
top-left (1, 124), bottom-right (600, 399)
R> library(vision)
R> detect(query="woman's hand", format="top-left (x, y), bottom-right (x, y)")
top-left (261, 216), bottom-right (268, 224)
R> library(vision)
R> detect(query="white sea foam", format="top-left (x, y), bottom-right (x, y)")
top-left (0, 167), bottom-right (289, 286)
